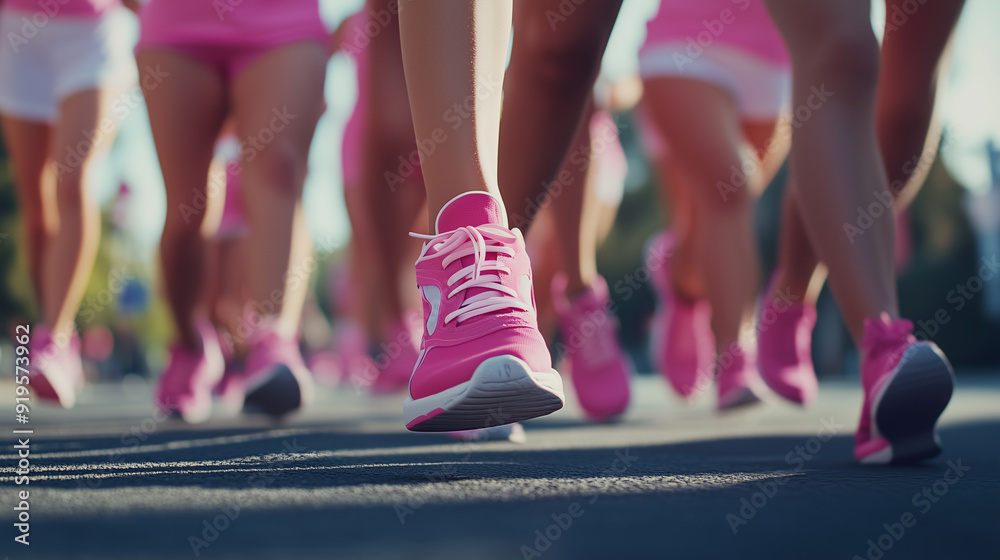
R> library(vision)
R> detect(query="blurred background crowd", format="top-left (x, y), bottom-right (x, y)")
top-left (1, 0), bottom-right (998, 389)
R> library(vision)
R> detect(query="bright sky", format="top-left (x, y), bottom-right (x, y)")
top-left (96, 0), bottom-right (1000, 255)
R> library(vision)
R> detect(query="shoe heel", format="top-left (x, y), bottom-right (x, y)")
top-left (875, 344), bottom-right (955, 464)
top-left (244, 366), bottom-right (303, 417)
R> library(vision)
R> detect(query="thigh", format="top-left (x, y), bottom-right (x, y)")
top-left (513, 0), bottom-right (623, 54)
top-left (643, 77), bottom-right (749, 196)
top-left (879, 0), bottom-right (965, 89)
top-left (50, 88), bottom-right (114, 185)
top-left (230, 41), bottom-right (327, 172)
top-left (762, 0), bottom-right (873, 59)
top-left (137, 49), bottom-right (227, 212)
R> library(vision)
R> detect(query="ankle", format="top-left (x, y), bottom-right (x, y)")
top-left (562, 275), bottom-right (596, 301)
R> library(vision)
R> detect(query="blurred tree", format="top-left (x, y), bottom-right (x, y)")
top-left (0, 137), bottom-right (31, 331)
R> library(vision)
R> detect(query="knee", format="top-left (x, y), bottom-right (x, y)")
top-left (797, 23), bottom-right (880, 99)
top-left (693, 156), bottom-right (758, 212)
top-left (703, 179), bottom-right (754, 212)
top-left (22, 213), bottom-right (49, 245)
top-left (53, 170), bottom-right (87, 212)
top-left (247, 141), bottom-right (307, 197)
top-left (517, 23), bottom-right (603, 95)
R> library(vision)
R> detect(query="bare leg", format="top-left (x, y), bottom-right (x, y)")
top-left (763, 0), bottom-right (895, 345)
top-left (43, 89), bottom-right (116, 340)
top-left (398, 0), bottom-right (512, 223)
top-left (231, 42), bottom-right (327, 337)
top-left (550, 103), bottom-right (599, 297)
top-left (877, 0), bottom-right (965, 205)
top-left (658, 145), bottom-right (704, 301)
top-left (769, 0), bottom-right (963, 311)
top-left (500, 0), bottom-right (622, 232)
top-left (140, 49), bottom-right (227, 348)
top-left (361, 0), bottom-right (427, 338)
top-left (644, 78), bottom-right (763, 351)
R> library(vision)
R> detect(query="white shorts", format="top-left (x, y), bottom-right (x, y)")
top-left (639, 43), bottom-right (790, 120)
top-left (0, 8), bottom-right (137, 122)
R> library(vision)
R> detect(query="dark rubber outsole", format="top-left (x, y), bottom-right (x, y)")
top-left (405, 356), bottom-right (564, 432)
top-left (874, 344), bottom-right (955, 465)
top-left (243, 366), bottom-right (302, 417)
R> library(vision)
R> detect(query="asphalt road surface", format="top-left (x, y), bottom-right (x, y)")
top-left (1, 373), bottom-right (998, 560)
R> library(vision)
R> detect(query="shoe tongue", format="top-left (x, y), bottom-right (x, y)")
top-left (433, 192), bottom-right (519, 322)
top-left (435, 191), bottom-right (508, 234)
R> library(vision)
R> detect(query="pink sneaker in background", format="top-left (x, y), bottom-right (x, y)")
top-left (369, 317), bottom-right (421, 395)
top-left (448, 423), bottom-right (527, 443)
top-left (243, 322), bottom-right (314, 417)
top-left (757, 273), bottom-right (818, 405)
top-left (404, 192), bottom-right (564, 432)
top-left (647, 232), bottom-right (715, 399)
top-left (715, 344), bottom-right (763, 411)
top-left (155, 321), bottom-right (224, 423)
top-left (552, 273), bottom-right (630, 422)
top-left (30, 325), bottom-right (85, 409)
top-left (854, 314), bottom-right (954, 464)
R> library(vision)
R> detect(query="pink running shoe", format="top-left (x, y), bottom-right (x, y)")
top-left (716, 344), bottom-right (763, 411)
top-left (758, 274), bottom-right (818, 405)
top-left (155, 321), bottom-right (224, 423)
top-left (854, 313), bottom-right (954, 465)
top-left (369, 317), bottom-right (421, 395)
top-left (30, 326), bottom-right (85, 409)
top-left (552, 273), bottom-right (630, 422)
top-left (243, 322), bottom-right (314, 417)
top-left (647, 232), bottom-right (715, 399)
top-left (404, 192), bottom-right (564, 432)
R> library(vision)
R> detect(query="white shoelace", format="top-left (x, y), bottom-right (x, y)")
top-left (412, 225), bottom-right (531, 324)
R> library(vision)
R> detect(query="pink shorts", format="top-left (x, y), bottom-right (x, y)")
top-left (135, 0), bottom-right (327, 84)
top-left (641, 0), bottom-right (788, 67)
top-left (3, 0), bottom-right (118, 17)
